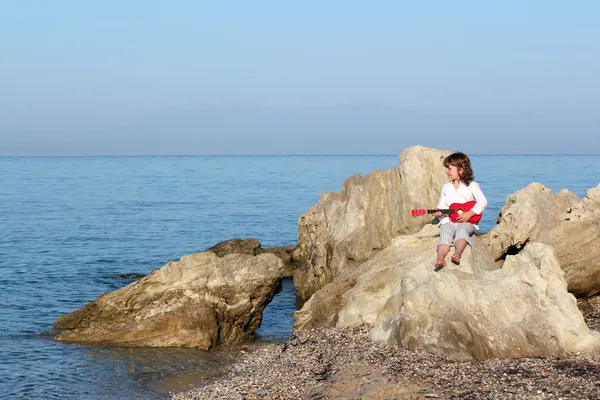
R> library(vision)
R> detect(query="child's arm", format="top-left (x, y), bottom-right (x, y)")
top-left (469, 182), bottom-right (488, 215)
top-left (456, 182), bottom-right (487, 223)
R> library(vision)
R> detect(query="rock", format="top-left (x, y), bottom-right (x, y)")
top-left (578, 298), bottom-right (595, 314)
top-left (105, 272), bottom-right (146, 281)
top-left (207, 238), bottom-right (298, 277)
top-left (255, 246), bottom-right (299, 278)
top-left (206, 238), bottom-right (262, 256)
top-left (481, 183), bottom-right (578, 261)
top-left (295, 225), bottom-right (600, 360)
top-left (293, 271), bottom-right (359, 331)
top-left (294, 225), bottom-right (496, 331)
top-left (293, 146), bottom-right (451, 300)
top-left (482, 183), bottom-right (600, 297)
top-left (54, 251), bottom-right (283, 349)
top-left (372, 242), bottom-right (600, 360)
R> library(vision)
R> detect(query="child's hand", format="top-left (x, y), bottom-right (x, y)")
top-left (433, 209), bottom-right (443, 217)
top-left (457, 210), bottom-right (476, 223)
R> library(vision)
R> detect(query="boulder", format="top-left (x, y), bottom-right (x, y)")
top-left (372, 242), bottom-right (600, 360)
top-left (54, 251), bottom-right (283, 349)
top-left (294, 225), bottom-right (495, 331)
top-left (207, 237), bottom-right (298, 277)
top-left (482, 183), bottom-right (600, 297)
top-left (206, 237), bottom-right (263, 256)
top-left (295, 226), bottom-right (600, 360)
top-left (293, 146), bottom-right (451, 300)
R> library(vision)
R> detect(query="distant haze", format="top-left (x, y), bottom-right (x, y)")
top-left (2, 106), bottom-right (598, 155)
top-left (1, 2), bottom-right (599, 155)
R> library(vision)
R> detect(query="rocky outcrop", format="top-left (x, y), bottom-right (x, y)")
top-left (206, 238), bottom-right (264, 256)
top-left (54, 251), bottom-right (283, 349)
top-left (293, 146), bottom-right (451, 300)
top-left (295, 226), bottom-right (600, 360)
top-left (207, 237), bottom-right (298, 277)
top-left (482, 183), bottom-right (600, 297)
top-left (372, 241), bottom-right (600, 360)
top-left (294, 225), bottom-right (495, 331)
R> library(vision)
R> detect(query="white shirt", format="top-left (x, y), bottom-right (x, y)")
top-left (436, 180), bottom-right (488, 229)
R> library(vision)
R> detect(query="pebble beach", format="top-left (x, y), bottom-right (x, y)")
top-left (172, 296), bottom-right (600, 400)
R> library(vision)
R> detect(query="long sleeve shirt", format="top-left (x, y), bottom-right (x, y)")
top-left (436, 180), bottom-right (488, 229)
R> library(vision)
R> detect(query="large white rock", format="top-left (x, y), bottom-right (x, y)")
top-left (373, 242), bottom-right (600, 360)
top-left (295, 226), bottom-right (600, 360)
top-left (54, 251), bottom-right (283, 349)
top-left (483, 183), bottom-right (600, 297)
top-left (293, 146), bottom-right (451, 299)
top-left (294, 225), bottom-right (495, 331)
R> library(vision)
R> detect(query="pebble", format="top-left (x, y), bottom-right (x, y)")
top-left (172, 296), bottom-right (600, 400)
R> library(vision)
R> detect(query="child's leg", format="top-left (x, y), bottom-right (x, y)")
top-left (453, 239), bottom-right (468, 260)
top-left (436, 244), bottom-right (451, 265)
top-left (452, 223), bottom-right (476, 261)
top-left (436, 223), bottom-right (456, 267)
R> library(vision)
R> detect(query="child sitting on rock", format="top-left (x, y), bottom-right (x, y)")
top-left (433, 152), bottom-right (487, 270)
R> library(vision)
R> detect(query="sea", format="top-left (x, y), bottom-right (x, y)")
top-left (1, 154), bottom-right (599, 399)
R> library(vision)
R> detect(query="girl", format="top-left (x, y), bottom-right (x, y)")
top-left (433, 152), bottom-right (487, 270)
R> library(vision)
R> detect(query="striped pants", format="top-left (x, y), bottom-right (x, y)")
top-left (439, 222), bottom-right (476, 246)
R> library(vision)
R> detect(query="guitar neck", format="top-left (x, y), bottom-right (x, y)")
top-left (411, 201), bottom-right (480, 223)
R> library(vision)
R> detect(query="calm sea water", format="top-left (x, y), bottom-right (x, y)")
top-left (1, 155), bottom-right (599, 399)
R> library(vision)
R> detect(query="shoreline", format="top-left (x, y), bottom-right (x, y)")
top-left (172, 296), bottom-right (600, 400)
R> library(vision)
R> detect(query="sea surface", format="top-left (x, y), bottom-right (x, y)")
top-left (1, 154), bottom-right (599, 399)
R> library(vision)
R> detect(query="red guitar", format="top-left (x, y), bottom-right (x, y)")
top-left (411, 200), bottom-right (482, 224)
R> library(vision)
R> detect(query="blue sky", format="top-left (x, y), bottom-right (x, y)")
top-left (1, 1), bottom-right (599, 155)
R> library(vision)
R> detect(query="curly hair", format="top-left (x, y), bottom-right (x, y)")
top-left (443, 152), bottom-right (474, 185)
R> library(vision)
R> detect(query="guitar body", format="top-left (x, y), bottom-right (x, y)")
top-left (447, 201), bottom-right (481, 223)
top-left (411, 200), bottom-right (482, 224)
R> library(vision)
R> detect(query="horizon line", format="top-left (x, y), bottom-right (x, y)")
top-left (1, 153), bottom-right (599, 158)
